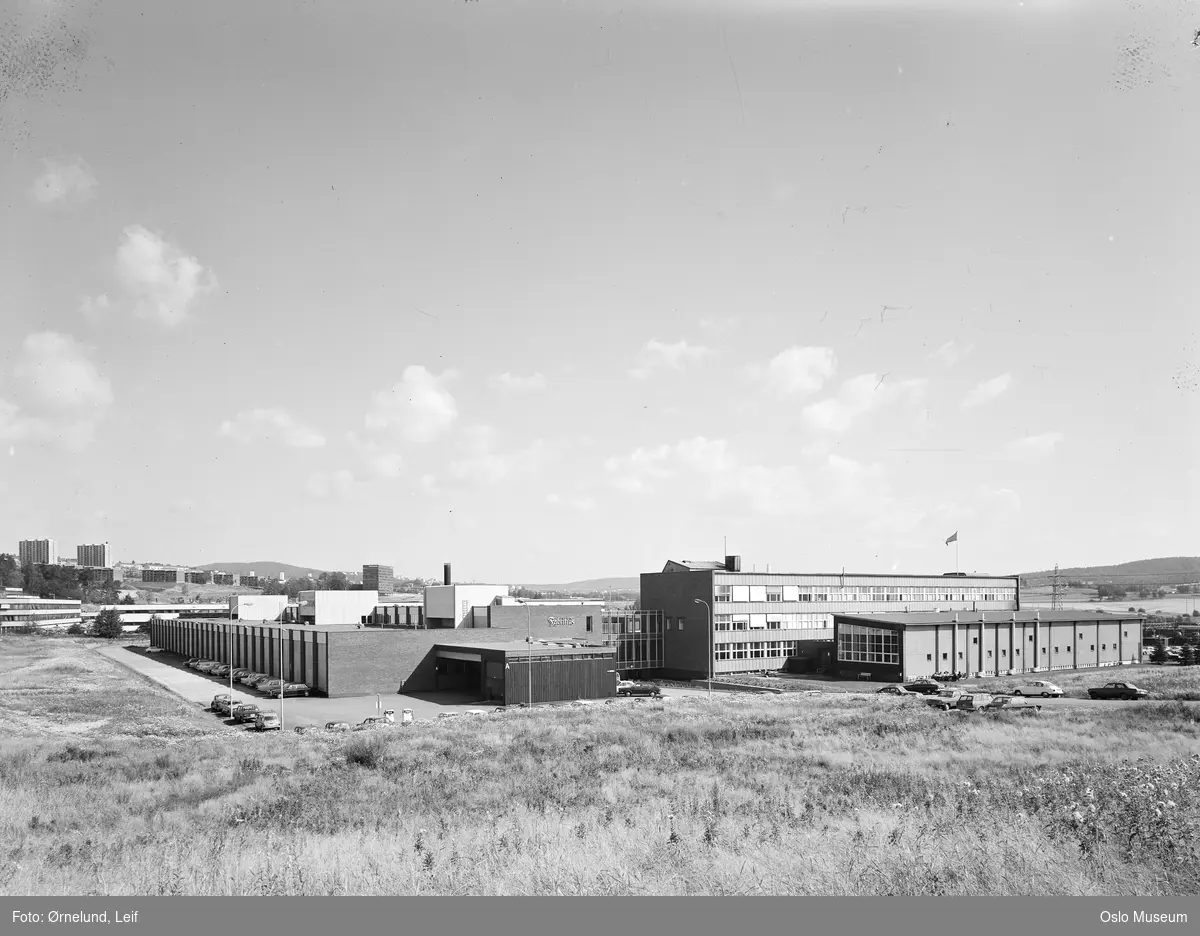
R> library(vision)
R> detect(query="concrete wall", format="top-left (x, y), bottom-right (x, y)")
top-left (230, 595), bottom-right (288, 622)
top-left (641, 569), bottom-right (714, 679)
top-left (485, 604), bottom-right (599, 638)
top-left (297, 590), bottom-right (380, 626)
top-left (423, 585), bottom-right (509, 627)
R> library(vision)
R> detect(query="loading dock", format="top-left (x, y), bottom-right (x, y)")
top-left (433, 642), bottom-right (618, 705)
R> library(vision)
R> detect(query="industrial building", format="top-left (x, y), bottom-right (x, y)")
top-left (18, 539), bottom-right (58, 566)
top-left (362, 564), bottom-right (395, 594)
top-left (0, 588), bottom-right (81, 631)
top-left (642, 557), bottom-right (1021, 679)
top-left (295, 590), bottom-right (380, 626)
top-left (229, 594), bottom-right (288, 622)
top-left (832, 610), bottom-right (1146, 681)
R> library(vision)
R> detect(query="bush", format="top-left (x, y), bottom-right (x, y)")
top-left (66, 623), bottom-right (85, 636)
top-left (93, 609), bottom-right (123, 640)
top-left (343, 734), bottom-right (389, 769)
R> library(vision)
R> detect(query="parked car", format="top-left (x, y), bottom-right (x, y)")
top-left (901, 678), bottom-right (943, 695)
top-left (1088, 681), bottom-right (1149, 700)
top-left (952, 693), bottom-right (995, 712)
top-left (926, 689), bottom-right (965, 710)
top-left (281, 683), bottom-right (310, 698)
top-left (1010, 680), bottom-right (1062, 698)
top-left (257, 680), bottom-right (284, 694)
top-left (232, 703), bottom-right (261, 723)
top-left (184, 658), bottom-right (200, 668)
top-left (617, 679), bottom-right (662, 697)
top-left (230, 668), bottom-right (251, 679)
top-left (212, 664), bottom-right (231, 677)
top-left (876, 685), bottom-right (912, 696)
top-left (982, 696), bottom-right (1041, 715)
top-left (195, 661), bottom-right (220, 673)
top-left (240, 673), bottom-right (268, 686)
top-left (210, 694), bottom-right (233, 715)
top-left (145, 646), bottom-right (164, 654)
top-left (254, 712), bottom-right (282, 731)
top-left (325, 721), bottom-right (351, 732)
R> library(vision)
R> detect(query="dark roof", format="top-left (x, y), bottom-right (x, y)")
top-left (662, 560), bottom-right (727, 572)
top-left (834, 610), bottom-right (1144, 627)
top-left (437, 641), bottom-right (615, 656)
top-left (653, 565), bottom-right (1018, 581)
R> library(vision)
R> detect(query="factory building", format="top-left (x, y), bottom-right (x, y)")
top-left (229, 594), bottom-right (288, 622)
top-left (833, 610), bottom-right (1146, 681)
top-left (295, 590), bottom-right (379, 626)
top-left (642, 557), bottom-right (1021, 679)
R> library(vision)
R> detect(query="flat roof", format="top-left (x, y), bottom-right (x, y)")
top-left (835, 610), bottom-right (1144, 626)
top-left (437, 641), bottom-right (616, 657)
top-left (654, 569), bottom-right (1019, 581)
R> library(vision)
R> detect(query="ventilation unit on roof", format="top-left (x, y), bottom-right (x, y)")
top-left (725, 555), bottom-right (741, 572)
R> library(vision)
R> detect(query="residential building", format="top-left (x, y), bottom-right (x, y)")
top-left (141, 567), bottom-right (183, 584)
top-left (77, 542), bottom-right (113, 569)
top-left (18, 539), bottom-right (57, 567)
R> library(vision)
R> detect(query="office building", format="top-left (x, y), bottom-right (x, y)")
top-left (0, 587), bottom-right (82, 631)
top-left (363, 564), bottom-right (395, 594)
top-left (18, 539), bottom-right (57, 567)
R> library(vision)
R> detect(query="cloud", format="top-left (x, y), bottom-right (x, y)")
top-left (0, 332), bottom-right (112, 451)
top-left (492, 372), bottom-right (546, 392)
top-left (931, 340), bottom-right (972, 367)
top-left (604, 444), bottom-right (674, 493)
top-left (80, 294), bottom-right (111, 324)
top-left (961, 373), bottom-right (1012, 409)
top-left (986, 487), bottom-right (1022, 514)
top-left (803, 373), bottom-right (926, 433)
top-left (699, 317), bottom-right (740, 337)
top-left (547, 493), bottom-right (597, 512)
top-left (761, 346), bottom-right (837, 396)
top-left (1006, 431), bottom-right (1064, 460)
top-left (218, 408), bottom-right (326, 448)
top-left (365, 451), bottom-right (404, 479)
top-left (419, 474), bottom-right (440, 494)
top-left (675, 436), bottom-right (812, 515)
top-left (630, 339), bottom-right (712, 380)
top-left (365, 365), bottom-right (458, 443)
top-left (115, 225), bottom-right (217, 327)
top-left (305, 469), bottom-right (355, 499)
top-left (30, 157), bottom-right (96, 206)
top-left (448, 426), bottom-right (552, 485)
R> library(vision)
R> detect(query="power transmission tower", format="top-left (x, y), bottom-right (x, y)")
top-left (1051, 563), bottom-right (1064, 610)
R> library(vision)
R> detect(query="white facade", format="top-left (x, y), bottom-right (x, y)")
top-left (423, 584), bottom-right (510, 627)
top-left (297, 590), bottom-right (380, 626)
top-left (0, 589), bottom-right (81, 630)
top-left (229, 594), bottom-right (289, 622)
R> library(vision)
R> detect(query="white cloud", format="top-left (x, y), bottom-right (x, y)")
top-left (762, 346), bottom-right (837, 396)
top-left (218, 408), bottom-right (326, 448)
top-left (365, 451), bottom-right (404, 479)
top-left (492, 372), bottom-right (546, 392)
top-left (1006, 431), bottom-right (1064, 460)
top-left (604, 444), bottom-right (674, 493)
top-left (986, 487), bottom-right (1022, 514)
top-left (80, 294), bottom-right (111, 324)
top-left (115, 225), bottom-right (217, 327)
top-left (365, 366), bottom-right (458, 443)
top-left (962, 373), bottom-right (1012, 409)
top-left (419, 474), bottom-right (440, 493)
top-left (676, 436), bottom-right (812, 515)
top-left (630, 339), bottom-right (712, 380)
top-left (305, 469), bottom-right (355, 499)
top-left (0, 332), bottom-right (112, 452)
top-left (931, 340), bottom-right (972, 367)
top-left (30, 157), bottom-right (97, 206)
top-left (547, 493), bottom-right (597, 512)
top-left (449, 427), bottom-right (552, 485)
top-left (803, 373), bottom-right (926, 433)
top-left (699, 316), bottom-right (740, 337)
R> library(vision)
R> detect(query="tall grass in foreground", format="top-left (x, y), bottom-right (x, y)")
top-left (2, 636), bottom-right (1198, 895)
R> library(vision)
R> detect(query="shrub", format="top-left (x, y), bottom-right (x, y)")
top-left (344, 734), bottom-right (389, 769)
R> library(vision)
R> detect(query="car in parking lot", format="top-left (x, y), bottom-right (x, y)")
top-left (617, 678), bottom-right (662, 697)
top-left (212, 664), bottom-right (232, 677)
top-left (876, 685), bottom-right (912, 696)
top-left (145, 646), bottom-right (164, 654)
top-left (952, 693), bottom-right (995, 712)
top-left (1010, 680), bottom-right (1062, 698)
top-left (195, 661), bottom-right (220, 673)
top-left (981, 696), bottom-right (1042, 715)
top-left (184, 658), bottom-right (201, 668)
top-left (279, 683), bottom-right (310, 698)
top-left (240, 673), bottom-right (268, 687)
top-left (325, 721), bottom-right (351, 732)
top-left (230, 668), bottom-right (251, 679)
top-left (901, 678), bottom-right (943, 695)
top-left (257, 680), bottom-right (284, 695)
top-left (231, 703), bottom-right (261, 723)
top-left (254, 712), bottom-right (282, 731)
top-left (925, 689), bottom-right (965, 711)
top-left (210, 694), bottom-right (233, 715)
top-left (1087, 681), bottom-right (1149, 700)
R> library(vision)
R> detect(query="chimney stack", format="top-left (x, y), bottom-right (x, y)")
top-left (444, 563), bottom-right (452, 586)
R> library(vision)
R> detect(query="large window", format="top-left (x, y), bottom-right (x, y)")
top-left (714, 614), bottom-right (732, 631)
top-left (783, 585), bottom-right (800, 601)
top-left (732, 614), bottom-right (749, 631)
top-left (766, 586), bottom-right (783, 602)
top-left (714, 585), bottom-right (731, 603)
top-left (749, 585), bottom-right (767, 602)
top-left (837, 623), bottom-right (900, 665)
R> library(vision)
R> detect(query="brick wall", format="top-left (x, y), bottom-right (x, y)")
top-left (484, 604), bottom-right (599, 640)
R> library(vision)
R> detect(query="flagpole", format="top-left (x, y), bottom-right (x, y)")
top-left (956, 539), bottom-right (959, 574)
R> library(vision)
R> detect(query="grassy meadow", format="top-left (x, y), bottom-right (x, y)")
top-left (1, 636), bottom-right (1198, 895)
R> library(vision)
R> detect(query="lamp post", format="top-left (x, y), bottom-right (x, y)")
top-left (527, 601), bottom-right (532, 708)
top-left (693, 597), bottom-right (712, 699)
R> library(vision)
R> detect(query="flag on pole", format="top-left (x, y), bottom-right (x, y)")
top-left (945, 532), bottom-right (958, 545)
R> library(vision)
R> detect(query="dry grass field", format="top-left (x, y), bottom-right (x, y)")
top-left (1, 636), bottom-right (1198, 896)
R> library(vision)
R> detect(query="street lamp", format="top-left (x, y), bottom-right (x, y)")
top-left (527, 601), bottom-right (532, 708)
top-left (693, 598), bottom-right (712, 699)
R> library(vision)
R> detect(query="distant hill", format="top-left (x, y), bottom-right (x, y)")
top-left (519, 576), bottom-right (640, 593)
top-left (195, 561), bottom-right (327, 580)
top-left (1022, 557), bottom-right (1200, 587)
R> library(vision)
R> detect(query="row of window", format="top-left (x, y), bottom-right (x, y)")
top-left (837, 624), bottom-right (901, 665)
top-left (713, 613), bottom-right (833, 631)
top-left (714, 641), bottom-right (801, 660)
top-left (713, 585), bottom-right (1016, 603)
top-left (929, 642), bottom-right (1131, 662)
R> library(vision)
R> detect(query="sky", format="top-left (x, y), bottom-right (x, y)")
top-left (1, 0), bottom-right (1198, 583)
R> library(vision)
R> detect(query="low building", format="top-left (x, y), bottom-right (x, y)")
top-left (80, 567), bottom-right (114, 585)
top-left (229, 594), bottom-right (288, 622)
top-left (832, 610), bottom-right (1146, 682)
top-left (141, 567), bottom-right (183, 584)
top-left (185, 570), bottom-right (213, 585)
top-left (0, 588), bottom-right (81, 631)
top-left (423, 583), bottom-right (510, 628)
top-left (212, 572), bottom-right (236, 586)
top-left (296, 589), bottom-right (380, 626)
